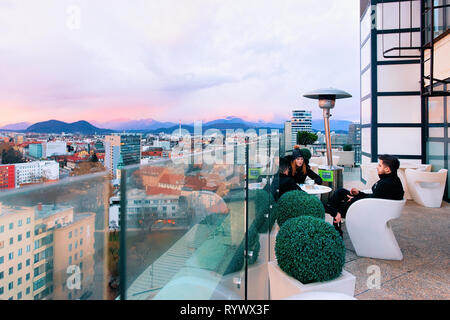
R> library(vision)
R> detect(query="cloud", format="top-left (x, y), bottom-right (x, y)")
top-left (0, 0), bottom-right (361, 126)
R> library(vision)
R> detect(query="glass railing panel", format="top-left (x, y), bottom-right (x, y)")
top-left (121, 144), bottom-right (247, 300)
top-left (0, 171), bottom-right (112, 300)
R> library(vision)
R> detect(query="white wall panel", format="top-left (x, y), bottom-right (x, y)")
top-left (361, 68), bottom-right (371, 98)
top-left (376, 1), bottom-right (420, 30)
top-left (362, 127), bottom-right (371, 154)
top-left (377, 64), bottom-right (420, 92)
top-left (378, 127), bottom-right (421, 155)
top-left (361, 40), bottom-right (371, 70)
top-left (377, 96), bottom-right (421, 123)
top-left (361, 7), bottom-right (372, 43)
top-left (429, 127), bottom-right (445, 138)
top-left (361, 98), bottom-right (371, 125)
top-left (377, 33), bottom-right (420, 61)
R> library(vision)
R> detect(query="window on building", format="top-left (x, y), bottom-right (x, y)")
top-left (8, 267), bottom-right (13, 275)
top-left (0, 225), bottom-right (4, 233)
top-left (17, 277), bottom-right (22, 285)
top-left (26, 287), bottom-right (30, 295)
top-left (80, 250), bottom-right (83, 258)
top-left (26, 231), bottom-right (30, 238)
top-left (18, 263), bottom-right (22, 271)
top-left (80, 238), bottom-right (83, 246)
top-left (26, 245), bottom-right (30, 253)
top-left (26, 259), bottom-right (30, 266)
top-left (17, 292), bottom-right (22, 300)
top-left (18, 248), bottom-right (22, 257)
top-left (9, 223), bottom-right (13, 230)
top-left (0, 287), bottom-right (3, 295)
top-left (0, 271), bottom-right (3, 279)
top-left (69, 256), bottom-right (72, 265)
top-left (8, 282), bottom-right (13, 290)
top-left (18, 220), bottom-right (22, 227)
top-left (8, 252), bottom-right (13, 260)
top-left (0, 256), bottom-right (4, 264)
top-left (26, 273), bottom-right (30, 281)
top-left (69, 231), bottom-right (72, 239)
top-left (69, 244), bottom-right (72, 252)
top-left (9, 237), bottom-right (13, 245)
top-left (26, 218), bottom-right (31, 224)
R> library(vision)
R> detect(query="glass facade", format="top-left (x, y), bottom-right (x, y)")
top-left (120, 134), bottom-right (142, 167)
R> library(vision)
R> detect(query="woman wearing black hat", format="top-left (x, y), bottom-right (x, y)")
top-left (286, 145), bottom-right (323, 185)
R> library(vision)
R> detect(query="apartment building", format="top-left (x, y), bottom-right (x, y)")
top-left (0, 203), bottom-right (95, 300)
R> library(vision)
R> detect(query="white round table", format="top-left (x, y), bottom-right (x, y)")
top-left (299, 184), bottom-right (332, 195)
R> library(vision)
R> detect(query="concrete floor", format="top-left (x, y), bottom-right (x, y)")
top-left (342, 170), bottom-right (450, 300)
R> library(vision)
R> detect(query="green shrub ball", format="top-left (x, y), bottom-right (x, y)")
top-left (275, 216), bottom-right (346, 284)
top-left (276, 190), bottom-right (325, 227)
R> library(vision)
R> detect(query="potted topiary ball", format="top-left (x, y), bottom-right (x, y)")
top-left (276, 190), bottom-right (325, 227)
top-left (268, 216), bottom-right (356, 299)
top-left (249, 189), bottom-right (276, 234)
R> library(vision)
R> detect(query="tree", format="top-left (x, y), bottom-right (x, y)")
top-left (91, 153), bottom-right (99, 163)
top-left (1, 147), bottom-right (24, 164)
top-left (296, 131), bottom-right (318, 146)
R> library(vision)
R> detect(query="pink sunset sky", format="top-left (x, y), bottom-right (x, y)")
top-left (0, 0), bottom-right (361, 127)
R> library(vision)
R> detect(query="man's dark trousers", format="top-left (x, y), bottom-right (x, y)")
top-left (325, 188), bottom-right (360, 238)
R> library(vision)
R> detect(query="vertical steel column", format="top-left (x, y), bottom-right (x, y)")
top-left (119, 168), bottom-right (127, 300)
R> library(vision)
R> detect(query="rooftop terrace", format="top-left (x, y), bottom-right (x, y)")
top-left (343, 170), bottom-right (450, 300)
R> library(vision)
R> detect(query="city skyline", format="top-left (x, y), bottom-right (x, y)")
top-left (0, 0), bottom-right (360, 127)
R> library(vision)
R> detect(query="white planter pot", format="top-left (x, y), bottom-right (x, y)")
top-left (258, 222), bottom-right (279, 263)
top-left (268, 261), bottom-right (355, 300)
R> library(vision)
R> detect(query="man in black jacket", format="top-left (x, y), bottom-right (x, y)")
top-left (266, 157), bottom-right (304, 201)
top-left (325, 154), bottom-right (404, 237)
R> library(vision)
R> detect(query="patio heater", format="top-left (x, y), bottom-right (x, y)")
top-left (303, 88), bottom-right (352, 201)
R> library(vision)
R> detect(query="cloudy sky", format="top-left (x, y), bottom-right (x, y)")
top-left (0, 0), bottom-right (360, 127)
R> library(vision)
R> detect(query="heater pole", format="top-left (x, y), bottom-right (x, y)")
top-left (323, 108), bottom-right (333, 168)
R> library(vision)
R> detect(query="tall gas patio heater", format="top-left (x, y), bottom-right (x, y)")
top-left (303, 88), bottom-right (352, 200)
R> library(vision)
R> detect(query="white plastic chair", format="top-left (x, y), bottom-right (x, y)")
top-left (417, 164), bottom-right (432, 172)
top-left (311, 156), bottom-right (340, 166)
top-left (360, 163), bottom-right (379, 189)
top-left (405, 169), bottom-right (448, 208)
top-left (346, 198), bottom-right (406, 260)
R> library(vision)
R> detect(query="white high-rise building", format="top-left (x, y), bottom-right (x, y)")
top-left (291, 110), bottom-right (312, 148)
top-left (14, 161), bottom-right (59, 187)
top-left (44, 141), bottom-right (67, 158)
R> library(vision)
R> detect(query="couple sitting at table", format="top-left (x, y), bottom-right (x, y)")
top-left (267, 146), bottom-right (322, 201)
top-left (269, 151), bottom-right (405, 238)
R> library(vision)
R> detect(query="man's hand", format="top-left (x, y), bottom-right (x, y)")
top-left (350, 188), bottom-right (360, 196)
top-left (334, 213), bottom-right (342, 224)
top-left (346, 194), bottom-right (354, 202)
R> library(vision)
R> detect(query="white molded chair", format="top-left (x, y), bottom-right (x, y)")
top-left (418, 164), bottom-right (432, 172)
top-left (360, 163), bottom-right (379, 189)
top-left (310, 156), bottom-right (340, 166)
top-left (405, 169), bottom-right (448, 208)
top-left (346, 198), bottom-right (406, 260)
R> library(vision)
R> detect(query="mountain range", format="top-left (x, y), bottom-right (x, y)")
top-left (25, 120), bottom-right (114, 134)
top-left (0, 117), bottom-right (356, 134)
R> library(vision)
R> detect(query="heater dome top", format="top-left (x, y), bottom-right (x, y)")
top-left (303, 88), bottom-right (352, 100)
